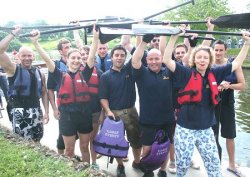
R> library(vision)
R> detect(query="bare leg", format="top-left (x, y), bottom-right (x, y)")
top-left (90, 121), bottom-right (99, 164)
top-left (132, 147), bottom-right (141, 163)
top-left (79, 132), bottom-right (91, 163)
top-left (62, 135), bottom-right (76, 158)
top-left (227, 138), bottom-right (236, 169)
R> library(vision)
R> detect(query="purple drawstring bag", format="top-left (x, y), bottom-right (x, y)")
top-left (140, 130), bottom-right (170, 171)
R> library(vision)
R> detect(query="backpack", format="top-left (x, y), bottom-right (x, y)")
top-left (93, 116), bottom-right (129, 165)
top-left (140, 130), bottom-right (170, 171)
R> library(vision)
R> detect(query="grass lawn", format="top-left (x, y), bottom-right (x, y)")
top-left (0, 128), bottom-right (90, 177)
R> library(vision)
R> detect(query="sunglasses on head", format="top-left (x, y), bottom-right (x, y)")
top-left (152, 39), bottom-right (160, 43)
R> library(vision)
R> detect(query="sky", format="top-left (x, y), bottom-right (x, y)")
top-left (0, 0), bottom-right (249, 25)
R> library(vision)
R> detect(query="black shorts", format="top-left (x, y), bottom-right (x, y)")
top-left (140, 123), bottom-right (173, 146)
top-left (59, 111), bottom-right (93, 136)
top-left (214, 103), bottom-right (236, 139)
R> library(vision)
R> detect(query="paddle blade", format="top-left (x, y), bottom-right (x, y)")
top-left (100, 27), bottom-right (133, 35)
top-left (132, 24), bottom-right (182, 35)
top-left (213, 13), bottom-right (250, 29)
top-left (98, 27), bottom-right (134, 44)
top-left (99, 33), bottom-right (120, 44)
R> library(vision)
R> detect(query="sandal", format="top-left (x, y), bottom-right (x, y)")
top-left (227, 167), bottom-right (245, 177)
top-left (168, 161), bottom-right (176, 174)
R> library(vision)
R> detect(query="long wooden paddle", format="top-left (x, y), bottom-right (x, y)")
top-left (149, 13), bottom-right (250, 29)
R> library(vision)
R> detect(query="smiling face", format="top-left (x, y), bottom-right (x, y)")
top-left (111, 49), bottom-right (126, 71)
top-left (18, 47), bottom-right (35, 69)
top-left (66, 49), bottom-right (82, 72)
top-left (146, 48), bottom-right (162, 73)
top-left (190, 46), bottom-right (215, 75)
top-left (194, 50), bottom-right (210, 75)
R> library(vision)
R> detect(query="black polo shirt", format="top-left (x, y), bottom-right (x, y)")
top-left (174, 63), bottom-right (232, 130)
top-left (133, 65), bottom-right (175, 126)
top-left (99, 60), bottom-right (136, 110)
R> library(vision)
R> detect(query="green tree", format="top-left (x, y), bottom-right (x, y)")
top-left (0, 31), bottom-right (21, 52)
top-left (162, 0), bottom-right (231, 31)
top-left (247, 2), bottom-right (250, 11)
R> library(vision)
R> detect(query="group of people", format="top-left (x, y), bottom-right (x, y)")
top-left (0, 19), bottom-right (249, 177)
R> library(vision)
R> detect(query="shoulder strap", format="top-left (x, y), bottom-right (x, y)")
top-left (55, 60), bottom-right (60, 68)
top-left (154, 130), bottom-right (166, 143)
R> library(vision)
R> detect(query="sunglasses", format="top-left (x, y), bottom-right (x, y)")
top-left (152, 39), bottom-right (160, 43)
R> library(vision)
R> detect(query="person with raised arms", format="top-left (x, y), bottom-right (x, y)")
top-left (30, 24), bottom-right (99, 164)
top-left (0, 26), bottom-right (49, 142)
top-left (162, 31), bottom-right (250, 177)
top-left (131, 34), bottom-right (176, 177)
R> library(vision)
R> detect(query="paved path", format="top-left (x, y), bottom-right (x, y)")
top-left (0, 102), bottom-right (249, 177)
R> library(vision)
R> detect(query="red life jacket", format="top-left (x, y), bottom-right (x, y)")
top-left (88, 67), bottom-right (99, 95)
top-left (177, 71), bottom-right (219, 105)
top-left (57, 71), bottom-right (90, 105)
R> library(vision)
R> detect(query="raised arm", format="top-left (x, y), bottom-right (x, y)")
top-left (120, 35), bottom-right (134, 52)
top-left (201, 17), bottom-right (215, 47)
top-left (132, 34), bottom-right (153, 69)
top-left (73, 29), bottom-right (84, 49)
top-left (0, 27), bottom-right (21, 76)
top-left (30, 30), bottom-right (55, 73)
top-left (163, 34), bottom-right (179, 72)
top-left (86, 24), bottom-right (99, 68)
top-left (182, 34), bottom-right (198, 66)
top-left (231, 31), bottom-right (250, 72)
top-left (159, 22), bottom-right (171, 55)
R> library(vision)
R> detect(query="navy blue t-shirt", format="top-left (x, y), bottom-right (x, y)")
top-left (99, 60), bottom-right (136, 110)
top-left (174, 63), bottom-right (232, 130)
top-left (133, 65), bottom-right (175, 126)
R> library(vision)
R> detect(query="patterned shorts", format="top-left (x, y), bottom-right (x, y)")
top-left (11, 107), bottom-right (43, 141)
